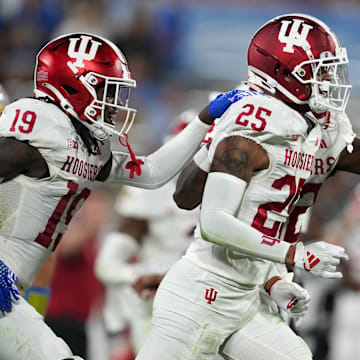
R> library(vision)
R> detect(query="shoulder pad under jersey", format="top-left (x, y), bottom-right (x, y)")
top-left (208, 93), bottom-right (309, 159)
top-left (0, 98), bottom-right (73, 150)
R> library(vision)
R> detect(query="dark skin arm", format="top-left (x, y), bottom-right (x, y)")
top-left (174, 135), bottom-right (269, 209)
top-left (0, 137), bottom-right (49, 180)
top-left (174, 161), bottom-right (208, 210)
top-left (335, 137), bottom-right (360, 173)
top-left (210, 135), bottom-right (268, 178)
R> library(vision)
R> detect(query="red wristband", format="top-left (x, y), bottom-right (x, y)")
top-left (265, 276), bottom-right (282, 296)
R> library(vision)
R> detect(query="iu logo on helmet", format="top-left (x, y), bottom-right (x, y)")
top-left (68, 35), bottom-right (102, 68)
top-left (205, 288), bottom-right (218, 304)
top-left (278, 19), bottom-right (313, 53)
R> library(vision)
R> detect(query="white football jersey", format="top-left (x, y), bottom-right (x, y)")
top-left (115, 180), bottom-right (197, 274)
top-left (293, 110), bottom-right (355, 229)
top-left (0, 98), bottom-right (111, 289)
top-left (185, 88), bottom-right (323, 286)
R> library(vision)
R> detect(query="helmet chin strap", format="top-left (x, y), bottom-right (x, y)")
top-left (42, 83), bottom-right (78, 118)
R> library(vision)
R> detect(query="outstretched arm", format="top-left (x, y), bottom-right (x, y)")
top-left (105, 90), bottom-right (243, 189)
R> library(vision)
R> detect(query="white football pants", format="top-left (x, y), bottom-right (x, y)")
top-left (136, 258), bottom-right (312, 360)
top-left (0, 297), bottom-right (83, 360)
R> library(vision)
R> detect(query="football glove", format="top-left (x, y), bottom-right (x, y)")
top-left (208, 89), bottom-right (244, 118)
top-left (0, 259), bottom-right (20, 312)
top-left (294, 241), bottom-right (348, 279)
top-left (268, 278), bottom-right (310, 319)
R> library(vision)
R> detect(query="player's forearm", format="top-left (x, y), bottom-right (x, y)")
top-left (174, 159), bottom-right (208, 210)
top-left (201, 208), bottom-right (291, 263)
top-left (115, 116), bottom-right (211, 189)
top-left (200, 172), bottom-right (291, 264)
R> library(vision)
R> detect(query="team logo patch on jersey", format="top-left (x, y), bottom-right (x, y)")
top-left (68, 139), bottom-right (78, 149)
top-left (205, 288), bottom-right (218, 304)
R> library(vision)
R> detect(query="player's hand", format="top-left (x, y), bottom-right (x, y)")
top-left (293, 241), bottom-right (348, 279)
top-left (132, 274), bottom-right (165, 300)
top-left (209, 89), bottom-right (244, 118)
top-left (199, 89), bottom-right (244, 124)
top-left (0, 260), bottom-right (20, 312)
top-left (267, 277), bottom-right (310, 319)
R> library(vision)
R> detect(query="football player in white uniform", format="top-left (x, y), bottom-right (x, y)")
top-left (0, 33), bottom-right (241, 360)
top-left (136, 14), bottom-right (353, 360)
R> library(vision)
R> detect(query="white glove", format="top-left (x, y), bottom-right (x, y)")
top-left (294, 241), bottom-right (348, 279)
top-left (268, 279), bottom-right (310, 319)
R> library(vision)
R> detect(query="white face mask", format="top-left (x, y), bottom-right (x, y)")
top-left (82, 73), bottom-right (137, 140)
top-left (294, 47), bottom-right (352, 113)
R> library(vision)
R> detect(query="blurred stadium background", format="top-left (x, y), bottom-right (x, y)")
top-left (1, 1), bottom-right (360, 359)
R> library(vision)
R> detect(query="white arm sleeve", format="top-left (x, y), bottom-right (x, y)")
top-left (200, 172), bottom-right (291, 263)
top-left (95, 232), bottom-right (140, 285)
top-left (108, 116), bottom-right (211, 189)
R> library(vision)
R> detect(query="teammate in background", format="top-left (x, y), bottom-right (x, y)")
top-left (95, 110), bottom-right (198, 358)
top-left (0, 32), bottom-right (239, 360)
top-left (136, 14), bottom-right (353, 360)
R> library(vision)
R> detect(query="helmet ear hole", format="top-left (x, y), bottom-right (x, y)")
top-left (274, 63), bottom-right (281, 75)
top-left (62, 84), bottom-right (78, 95)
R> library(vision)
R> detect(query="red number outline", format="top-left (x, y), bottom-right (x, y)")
top-left (252, 175), bottom-right (305, 237)
top-left (235, 104), bottom-right (271, 132)
top-left (9, 109), bottom-right (36, 134)
top-left (35, 181), bottom-right (91, 251)
top-left (284, 183), bottom-right (322, 243)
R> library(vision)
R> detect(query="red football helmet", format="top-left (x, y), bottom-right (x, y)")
top-left (34, 33), bottom-right (137, 140)
top-left (248, 14), bottom-right (351, 113)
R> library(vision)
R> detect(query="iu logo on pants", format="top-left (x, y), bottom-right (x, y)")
top-left (205, 288), bottom-right (218, 304)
